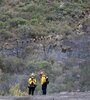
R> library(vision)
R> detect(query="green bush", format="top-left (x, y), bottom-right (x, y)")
top-left (17, 24), bottom-right (48, 38)
top-left (17, 25), bottom-right (33, 37)
top-left (0, 21), bottom-right (7, 29)
top-left (0, 14), bottom-right (10, 22)
top-left (0, 56), bottom-right (4, 66)
top-left (7, 0), bottom-right (19, 6)
top-left (3, 56), bottom-right (25, 73)
top-left (9, 17), bottom-right (28, 27)
top-left (0, 0), bottom-right (3, 4)
top-left (0, 91), bottom-right (5, 96)
top-left (80, 60), bottom-right (90, 91)
top-left (0, 30), bottom-right (14, 40)
top-left (26, 60), bottom-right (52, 80)
top-left (18, 3), bottom-right (42, 12)
top-left (9, 84), bottom-right (27, 96)
top-left (30, 18), bottom-right (39, 25)
top-left (34, 83), bottom-right (41, 95)
top-left (58, 2), bottom-right (85, 16)
top-left (47, 83), bottom-right (65, 93)
top-left (47, 83), bottom-right (59, 93)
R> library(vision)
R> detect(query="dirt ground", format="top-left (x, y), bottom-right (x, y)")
top-left (0, 92), bottom-right (90, 100)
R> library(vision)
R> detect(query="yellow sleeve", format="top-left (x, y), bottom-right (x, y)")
top-left (28, 78), bottom-right (37, 85)
top-left (33, 79), bottom-right (37, 85)
top-left (41, 76), bottom-right (46, 85)
top-left (28, 78), bottom-right (31, 84)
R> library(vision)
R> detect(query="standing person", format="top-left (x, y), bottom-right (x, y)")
top-left (40, 71), bottom-right (49, 95)
top-left (28, 73), bottom-right (37, 95)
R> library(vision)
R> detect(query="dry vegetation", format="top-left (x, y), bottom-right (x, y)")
top-left (0, 0), bottom-right (90, 96)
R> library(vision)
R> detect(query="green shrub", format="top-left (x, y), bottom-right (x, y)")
top-left (30, 18), bottom-right (39, 25)
top-left (26, 60), bottom-right (52, 77)
top-left (3, 56), bottom-right (25, 73)
top-left (7, 0), bottom-right (19, 6)
top-left (51, 62), bottom-right (63, 76)
top-left (18, 3), bottom-right (42, 12)
top-left (0, 0), bottom-right (3, 4)
top-left (58, 2), bottom-right (84, 15)
top-left (80, 60), bottom-right (90, 91)
top-left (0, 30), bottom-right (14, 40)
top-left (0, 56), bottom-right (4, 71)
top-left (9, 84), bottom-right (27, 96)
top-left (17, 24), bottom-right (48, 38)
top-left (34, 83), bottom-right (41, 95)
top-left (47, 83), bottom-right (65, 93)
top-left (9, 17), bottom-right (28, 27)
top-left (0, 91), bottom-right (5, 96)
top-left (0, 14), bottom-right (10, 22)
top-left (0, 56), bottom-right (4, 66)
top-left (47, 83), bottom-right (58, 93)
top-left (65, 82), bottom-right (75, 92)
top-left (0, 21), bottom-right (7, 29)
top-left (17, 25), bottom-right (33, 37)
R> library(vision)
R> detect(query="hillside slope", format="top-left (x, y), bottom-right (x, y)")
top-left (0, 0), bottom-right (90, 95)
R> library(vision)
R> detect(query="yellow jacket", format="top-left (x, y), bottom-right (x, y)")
top-left (41, 74), bottom-right (46, 85)
top-left (28, 77), bottom-right (36, 85)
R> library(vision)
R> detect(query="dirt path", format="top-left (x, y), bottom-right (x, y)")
top-left (0, 92), bottom-right (90, 100)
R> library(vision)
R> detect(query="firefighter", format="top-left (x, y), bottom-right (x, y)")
top-left (40, 71), bottom-right (49, 95)
top-left (28, 73), bottom-right (37, 95)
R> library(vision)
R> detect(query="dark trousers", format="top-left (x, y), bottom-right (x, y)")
top-left (42, 84), bottom-right (47, 95)
top-left (28, 87), bottom-right (35, 95)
